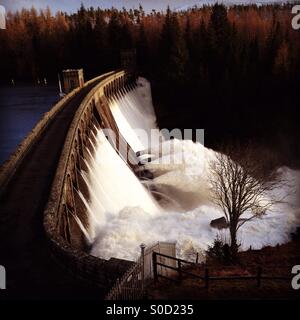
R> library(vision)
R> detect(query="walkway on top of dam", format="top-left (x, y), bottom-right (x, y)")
top-left (0, 75), bottom-right (108, 300)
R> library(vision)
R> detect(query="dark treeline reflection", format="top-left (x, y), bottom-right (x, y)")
top-left (1, 4), bottom-right (300, 164)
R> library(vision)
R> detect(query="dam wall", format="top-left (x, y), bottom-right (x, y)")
top-left (43, 70), bottom-right (137, 290)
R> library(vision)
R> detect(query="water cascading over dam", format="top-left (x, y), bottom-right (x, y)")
top-left (79, 77), bottom-right (300, 262)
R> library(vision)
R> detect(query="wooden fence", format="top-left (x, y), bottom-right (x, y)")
top-left (152, 252), bottom-right (293, 289)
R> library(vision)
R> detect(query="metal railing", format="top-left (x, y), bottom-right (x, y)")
top-left (105, 242), bottom-right (176, 300)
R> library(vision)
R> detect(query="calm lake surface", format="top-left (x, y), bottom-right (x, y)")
top-left (0, 84), bottom-right (60, 164)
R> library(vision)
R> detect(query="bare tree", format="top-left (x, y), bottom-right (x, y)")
top-left (209, 144), bottom-right (285, 259)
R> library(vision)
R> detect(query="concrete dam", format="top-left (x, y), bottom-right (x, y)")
top-left (0, 71), bottom-right (147, 298)
top-left (1, 70), bottom-right (299, 299)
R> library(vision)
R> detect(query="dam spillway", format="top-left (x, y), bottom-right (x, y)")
top-left (0, 70), bottom-right (299, 297)
top-left (72, 75), bottom-right (300, 262)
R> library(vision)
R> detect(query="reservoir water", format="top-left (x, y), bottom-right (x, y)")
top-left (0, 84), bottom-right (59, 164)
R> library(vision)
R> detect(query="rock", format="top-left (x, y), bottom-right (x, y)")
top-left (210, 217), bottom-right (228, 229)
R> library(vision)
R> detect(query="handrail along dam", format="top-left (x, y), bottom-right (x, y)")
top-left (0, 70), bottom-right (138, 299)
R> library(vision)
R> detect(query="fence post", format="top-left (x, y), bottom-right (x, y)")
top-left (196, 252), bottom-right (199, 264)
top-left (152, 252), bottom-right (158, 282)
top-left (257, 266), bottom-right (262, 288)
top-left (140, 243), bottom-right (146, 297)
top-left (116, 278), bottom-right (120, 299)
top-left (178, 260), bottom-right (182, 283)
top-left (205, 268), bottom-right (209, 290)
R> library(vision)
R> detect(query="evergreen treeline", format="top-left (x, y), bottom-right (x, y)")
top-left (1, 4), bottom-right (299, 84)
top-left (0, 3), bottom-right (300, 162)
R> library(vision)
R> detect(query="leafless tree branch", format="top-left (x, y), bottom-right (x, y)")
top-left (208, 143), bottom-right (288, 258)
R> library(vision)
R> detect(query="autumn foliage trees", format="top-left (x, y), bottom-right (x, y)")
top-left (0, 4), bottom-right (299, 84)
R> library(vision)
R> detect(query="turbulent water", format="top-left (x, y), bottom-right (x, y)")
top-left (82, 78), bottom-right (300, 261)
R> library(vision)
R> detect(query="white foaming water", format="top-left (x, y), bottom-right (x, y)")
top-left (109, 78), bottom-right (162, 152)
top-left (82, 128), bottom-right (161, 243)
top-left (87, 78), bottom-right (300, 261)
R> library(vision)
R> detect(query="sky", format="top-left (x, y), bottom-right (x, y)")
top-left (0, 0), bottom-right (289, 13)
top-left (1, 0), bottom-right (203, 13)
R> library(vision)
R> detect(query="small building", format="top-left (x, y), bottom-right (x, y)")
top-left (62, 69), bottom-right (84, 93)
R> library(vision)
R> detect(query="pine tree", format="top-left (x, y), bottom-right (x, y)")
top-left (107, 10), bottom-right (121, 49)
top-left (185, 15), bottom-right (193, 56)
top-left (207, 4), bottom-right (231, 87)
top-left (107, 10), bottom-right (122, 68)
top-left (193, 18), bottom-right (208, 83)
top-left (120, 22), bottom-right (133, 50)
top-left (208, 4), bottom-right (231, 64)
top-left (265, 21), bottom-right (282, 75)
top-left (159, 8), bottom-right (188, 84)
top-left (137, 22), bottom-right (148, 72)
top-left (91, 10), bottom-right (107, 73)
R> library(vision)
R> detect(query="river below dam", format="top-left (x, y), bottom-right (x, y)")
top-left (0, 84), bottom-right (59, 164)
